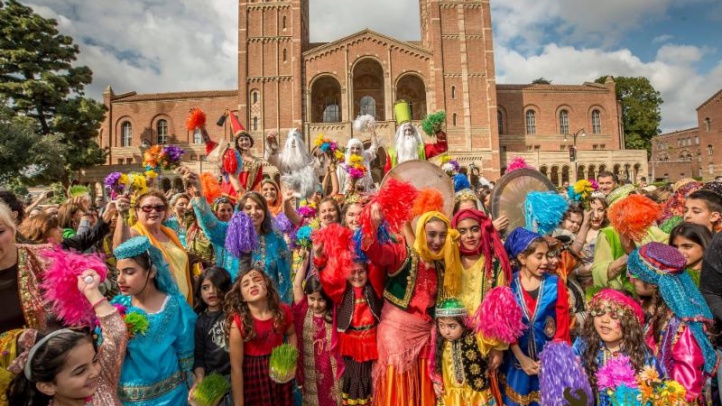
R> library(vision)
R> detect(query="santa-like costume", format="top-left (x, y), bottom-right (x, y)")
top-left (337, 136), bottom-right (378, 193)
top-left (265, 129), bottom-right (319, 199)
top-left (203, 111), bottom-right (263, 200)
top-left (384, 123), bottom-right (447, 174)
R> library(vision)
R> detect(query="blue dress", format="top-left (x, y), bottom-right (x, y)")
top-left (111, 294), bottom-right (197, 406)
top-left (502, 273), bottom-right (562, 406)
top-left (163, 217), bottom-right (187, 248)
top-left (191, 197), bottom-right (292, 303)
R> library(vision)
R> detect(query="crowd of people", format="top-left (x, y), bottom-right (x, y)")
top-left (2, 115), bottom-right (722, 406)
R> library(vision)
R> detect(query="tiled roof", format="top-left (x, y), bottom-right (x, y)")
top-left (113, 90), bottom-right (237, 102)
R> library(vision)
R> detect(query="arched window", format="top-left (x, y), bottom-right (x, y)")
top-left (497, 110), bottom-right (504, 134)
top-left (708, 144), bottom-right (714, 155)
top-left (282, 16), bottom-right (287, 30)
top-left (452, 113), bottom-right (457, 126)
top-left (253, 117), bottom-right (259, 131)
top-left (323, 97), bottom-right (340, 123)
top-left (283, 49), bottom-right (287, 62)
top-left (252, 91), bottom-right (259, 104)
top-left (121, 121), bottom-right (132, 146)
top-left (559, 109), bottom-right (569, 135)
top-left (451, 86), bottom-right (456, 99)
top-left (591, 109), bottom-right (601, 134)
top-left (156, 119), bottom-right (168, 145)
top-left (360, 96), bottom-right (376, 118)
top-left (705, 118), bottom-right (711, 132)
top-left (525, 110), bottom-right (536, 135)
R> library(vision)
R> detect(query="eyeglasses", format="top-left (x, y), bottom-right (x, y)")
top-left (139, 204), bottom-right (166, 213)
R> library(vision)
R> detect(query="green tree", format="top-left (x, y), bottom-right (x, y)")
top-left (0, 0), bottom-right (105, 184)
top-left (595, 76), bottom-right (662, 154)
top-left (532, 77), bottom-right (552, 84)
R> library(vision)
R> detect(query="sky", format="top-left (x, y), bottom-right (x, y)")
top-left (27, 0), bottom-right (722, 133)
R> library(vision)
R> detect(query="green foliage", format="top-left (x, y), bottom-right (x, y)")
top-left (0, 0), bottom-right (106, 185)
top-left (191, 374), bottom-right (231, 406)
top-left (532, 77), bottom-right (552, 84)
top-left (595, 76), bottom-right (662, 156)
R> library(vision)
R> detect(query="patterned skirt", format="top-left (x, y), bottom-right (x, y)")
top-left (342, 358), bottom-right (373, 405)
top-left (243, 354), bottom-right (294, 406)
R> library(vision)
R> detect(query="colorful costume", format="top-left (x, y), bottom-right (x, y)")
top-left (337, 138), bottom-right (378, 192)
top-left (112, 237), bottom-right (197, 406)
top-left (384, 123), bottom-right (447, 173)
top-left (628, 242), bottom-right (720, 404)
top-left (501, 228), bottom-right (571, 406)
top-left (194, 309), bottom-right (231, 405)
top-left (233, 304), bottom-right (294, 405)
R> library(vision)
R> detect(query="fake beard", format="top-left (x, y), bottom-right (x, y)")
top-left (396, 132), bottom-right (421, 163)
top-left (277, 136), bottom-right (312, 172)
top-left (281, 166), bottom-right (319, 200)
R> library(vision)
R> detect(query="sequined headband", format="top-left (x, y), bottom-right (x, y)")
top-left (589, 289), bottom-right (645, 325)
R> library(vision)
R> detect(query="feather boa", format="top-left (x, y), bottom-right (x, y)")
top-left (358, 178), bottom-right (418, 241)
top-left (185, 108), bottom-right (207, 131)
top-left (525, 191), bottom-right (569, 236)
top-left (281, 166), bottom-right (319, 200)
top-left (452, 173), bottom-right (471, 193)
top-left (273, 213), bottom-right (294, 235)
top-left (312, 223), bottom-right (354, 282)
top-left (539, 342), bottom-right (593, 406)
top-left (412, 188), bottom-right (445, 217)
top-left (506, 156), bottom-right (534, 173)
top-left (200, 172), bottom-right (222, 204)
top-left (421, 111), bottom-right (446, 136)
top-left (40, 248), bottom-right (108, 327)
top-left (352, 114), bottom-right (376, 132)
top-left (608, 194), bottom-right (662, 242)
top-left (475, 287), bottom-right (526, 341)
top-left (225, 211), bottom-right (258, 257)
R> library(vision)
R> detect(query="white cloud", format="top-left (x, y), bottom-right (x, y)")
top-left (653, 34), bottom-right (674, 44)
top-left (310, 0), bottom-right (419, 42)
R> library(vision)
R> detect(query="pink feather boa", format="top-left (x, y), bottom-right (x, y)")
top-left (40, 248), bottom-right (108, 327)
top-left (475, 286), bottom-right (526, 342)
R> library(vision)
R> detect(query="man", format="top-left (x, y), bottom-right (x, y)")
top-left (265, 129), bottom-right (319, 198)
top-left (384, 123), bottom-right (447, 173)
top-left (337, 126), bottom-right (379, 193)
top-left (597, 171), bottom-right (617, 196)
top-left (636, 175), bottom-right (648, 188)
top-left (201, 110), bottom-right (263, 199)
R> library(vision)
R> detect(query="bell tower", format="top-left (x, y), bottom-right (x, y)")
top-left (238, 0), bottom-right (309, 137)
top-left (419, 0), bottom-right (501, 178)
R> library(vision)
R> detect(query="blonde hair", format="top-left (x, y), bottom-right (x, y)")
top-left (0, 201), bottom-right (17, 234)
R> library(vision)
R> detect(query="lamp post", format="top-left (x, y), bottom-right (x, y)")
top-left (564, 128), bottom-right (586, 181)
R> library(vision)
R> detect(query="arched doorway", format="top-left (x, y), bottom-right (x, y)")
top-left (613, 164), bottom-right (621, 179)
top-left (551, 165), bottom-right (560, 186)
top-left (562, 166), bottom-right (570, 185)
top-left (161, 178), bottom-right (172, 192)
top-left (311, 76), bottom-right (342, 123)
top-left (353, 59), bottom-right (385, 120)
top-left (395, 74), bottom-right (426, 121)
top-left (540, 165), bottom-right (548, 178)
top-left (172, 178), bottom-right (184, 193)
top-left (577, 165), bottom-right (586, 181)
top-left (587, 165), bottom-right (596, 180)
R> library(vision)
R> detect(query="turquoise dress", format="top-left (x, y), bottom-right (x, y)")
top-left (111, 294), bottom-right (197, 406)
top-left (163, 217), bottom-right (187, 248)
top-left (191, 197), bottom-right (292, 303)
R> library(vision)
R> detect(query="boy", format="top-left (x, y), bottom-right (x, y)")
top-left (684, 190), bottom-right (722, 232)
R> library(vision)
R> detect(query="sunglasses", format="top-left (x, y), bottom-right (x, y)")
top-left (139, 204), bottom-right (166, 213)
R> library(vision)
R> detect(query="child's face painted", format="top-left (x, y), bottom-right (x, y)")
top-left (307, 291), bottom-right (327, 315)
top-left (437, 317), bottom-right (465, 342)
top-left (348, 262), bottom-right (368, 288)
top-left (592, 308), bottom-right (624, 349)
top-left (240, 270), bottom-right (268, 303)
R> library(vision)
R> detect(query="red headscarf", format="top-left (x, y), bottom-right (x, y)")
top-left (451, 209), bottom-right (512, 282)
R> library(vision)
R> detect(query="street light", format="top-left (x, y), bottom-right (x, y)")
top-left (564, 128), bottom-right (586, 181)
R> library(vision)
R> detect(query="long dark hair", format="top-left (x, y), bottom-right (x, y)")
top-left (669, 222), bottom-right (712, 251)
top-left (193, 266), bottom-right (232, 313)
top-left (303, 275), bottom-right (333, 323)
top-left (224, 267), bottom-right (285, 342)
top-left (237, 192), bottom-right (273, 234)
top-left (7, 329), bottom-right (95, 406)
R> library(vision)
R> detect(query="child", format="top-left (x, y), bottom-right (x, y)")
top-left (669, 222), bottom-right (712, 286)
top-left (6, 268), bottom-right (127, 406)
top-left (226, 267), bottom-right (297, 406)
top-left (292, 256), bottom-right (341, 406)
top-left (684, 190), bottom-right (722, 233)
top-left (501, 227), bottom-right (571, 406)
top-left (573, 289), bottom-right (655, 406)
top-left (112, 236), bottom-right (197, 405)
top-left (192, 266), bottom-right (233, 405)
top-left (628, 242), bottom-right (720, 404)
top-left (432, 297), bottom-right (498, 406)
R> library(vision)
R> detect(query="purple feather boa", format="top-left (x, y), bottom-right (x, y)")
top-left (225, 211), bottom-right (258, 258)
top-left (273, 213), bottom-right (294, 235)
top-left (539, 342), bottom-right (593, 406)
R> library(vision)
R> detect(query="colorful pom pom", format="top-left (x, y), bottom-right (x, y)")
top-left (200, 172), bottom-right (222, 204)
top-left (505, 156), bottom-right (534, 173)
top-left (539, 342), bottom-right (593, 406)
top-left (185, 108), bottom-right (207, 131)
top-left (475, 286), bottom-right (526, 341)
top-left (412, 188), bottom-right (445, 218)
top-left (225, 211), bottom-right (258, 257)
top-left (608, 194), bottom-right (662, 242)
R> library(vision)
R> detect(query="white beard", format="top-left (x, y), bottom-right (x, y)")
top-left (396, 134), bottom-right (421, 164)
top-left (277, 138), bottom-right (312, 172)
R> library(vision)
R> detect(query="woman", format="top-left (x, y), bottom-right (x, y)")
top-left (57, 200), bottom-right (86, 239)
top-left (669, 222), bottom-right (711, 286)
top-left (112, 236), bottom-right (196, 405)
top-left (113, 189), bottom-right (192, 304)
top-left (570, 197), bottom-right (607, 289)
top-left (260, 179), bottom-right (284, 217)
top-left (165, 193), bottom-right (191, 247)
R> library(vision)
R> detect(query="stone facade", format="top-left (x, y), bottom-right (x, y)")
top-left (651, 88), bottom-right (722, 182)
top-left (87, 0), bottom-right (647, 189)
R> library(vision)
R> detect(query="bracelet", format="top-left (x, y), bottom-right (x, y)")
top-left (91, 297), bottom-right (107, 309)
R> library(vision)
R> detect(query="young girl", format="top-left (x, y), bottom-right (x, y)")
top-left (573, 289), bottom-right (656, 406)
top-left (501, 227), bottom-right (570, 406)
top-left (7, 268), bottom-right (127, 406)
top-left (292, 256), bottom-right (341, 406)
top-left (432, 297), bottom-right (498, 406)
top-left (628, 242), bottom-right (720, 404)
top-left (226, 267), bottom-right (297, 405)
top-left (669, 222), bottom-right (712, 286)
top-left (192, 266), bottom-right (233, 405)
top-left (112, 236), bottom-right (197, 405)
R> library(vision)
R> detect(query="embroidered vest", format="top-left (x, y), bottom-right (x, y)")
top-left (459, 331), bottom-right (490, 391)
top-left (337, 283), bottom-right (383, 332)
top-left (383, 247), bottom-right (444, 317)
top-left (511, 273), bottom-right (559, 361)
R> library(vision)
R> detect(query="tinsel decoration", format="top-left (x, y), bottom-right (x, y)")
top-left (225, 211), bottom-right (258, 258)
top-left (358, 178), bottom-right (418, 242)
top-left (421, 111), bottom-right (446, 136)
top-left (353, 114), bottom-right (376, 132)
top-left (314, 223), bottom-right (355, 303)
top-left (475, 286), bottom-right (526, 341)
top-left (269, 343), bottom-right (298, 384)
top-left (524, 191), bottom-right (569, 236)
top-left (453, 173), bottom-right (471, 193)
top-left (608, 194), bottom-right (662, 242)
top-left (189, 373), bottom-right (231, 406)
top-left (185, 108), bottom-right (207, 131)
top-left (40, 248), bottom-right (108, 327)
top-left (539, 342), bottom-right (593, 406)
top-left (412, 188), bottom-right (445, 218)
top-left (123, 312), bottom-right (149, 338)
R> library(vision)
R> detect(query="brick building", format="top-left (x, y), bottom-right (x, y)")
top-left (87, 0), bottom-right (647, 188)
top-left (651, 88), bottom-right (722, 182)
